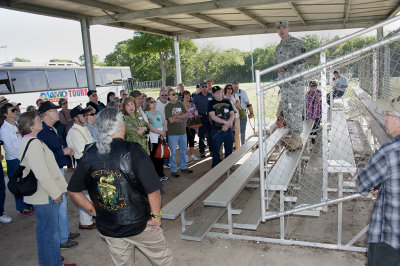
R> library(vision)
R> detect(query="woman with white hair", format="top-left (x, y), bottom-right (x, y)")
top-left (68, 108), bottom-right (172, 266)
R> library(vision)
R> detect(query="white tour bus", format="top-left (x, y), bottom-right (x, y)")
top-left (0, 62), bottom-right (132, 111)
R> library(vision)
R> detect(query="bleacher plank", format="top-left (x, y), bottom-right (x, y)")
top-left (268, 120), bottom-right (314, 191)
top-left (361, 100), bottom-right (385, 126)
top-left (328, 110), bottom-right (356, 173)
top-left (180, 207), bottom-right (225, 241)
top-left (362, 110), bottom-right (390, 146)
top-left (233, 187), bottom-right (262, 230)
top-left (203, 128), bottom-right (288, 207)
top-left (161, 137), bottom-right (258, 220)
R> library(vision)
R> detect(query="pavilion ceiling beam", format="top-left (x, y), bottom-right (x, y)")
top-left (388, 4), bottom-right (400, 18)
top-left (289, 2), bottom-right (306, 25)
top-left (149, 0), bottom-right (233, 31)
top-left (89, 0), bottom-right (312, 25)
top-left (190, 12), bottom-right (233, 30)
top-left (177, 20), bottom-right (377, 40)
top-left (63, 0), bottom-right (131, 14)
top-left (344, 0), bottom-right (352, 23)
top-left (237, 8), bottom-right (267, 28)
top-left (147, 17), bottom-right (201, 32)
top-left (110, 22), bottom-right (173, 36)
top-left (0, 1), bottom-right (84, 20)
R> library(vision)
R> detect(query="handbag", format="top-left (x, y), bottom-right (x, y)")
top-left (237, 106), bottom-right (247, 119)
top-left (188, 116), bottom-right (202, 129)
top-left (154, 139), bottom-right (172, 159)
top-left (7, 139), bottom-right (38, 197)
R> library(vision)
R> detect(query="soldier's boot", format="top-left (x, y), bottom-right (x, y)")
top-left (286, 133), bottom-right (303, 152)
top-left (280, 132), bottom-right (292, 147)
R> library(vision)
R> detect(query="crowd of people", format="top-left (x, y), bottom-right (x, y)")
top-left (0, 79), bottom-right (254, 266)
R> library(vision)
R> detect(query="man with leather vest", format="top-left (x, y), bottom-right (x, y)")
top-left (68, 108), bottom-right (172, 266)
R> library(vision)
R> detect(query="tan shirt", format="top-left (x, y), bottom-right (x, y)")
top-left (20, 137), bottom-right (67, 205)
top-left (66, 123), bottom-right (93, 160)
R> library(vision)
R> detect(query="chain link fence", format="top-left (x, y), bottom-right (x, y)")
top-left (254, 17), bottom-right (400, 249)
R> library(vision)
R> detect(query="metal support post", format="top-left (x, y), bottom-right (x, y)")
top-left (337, 173), bottom-right (343, 245)
top-left (280, 190), bottom-right (285, 239)
top-left (256, 70), bottom-right (267, 222)
top-left (181, 211), bottom-right (186, 232)
top-left (227, 203), bottom-right (233, 235)
top-left (173, 36), bottom-right (182, 85)
top-left (80, 18), bottom-right (96, 92)
top-left (320, 52), bottom-right (328, 212)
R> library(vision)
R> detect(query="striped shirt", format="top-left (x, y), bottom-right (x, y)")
top-left (358, 135), bottom-right (400, 250)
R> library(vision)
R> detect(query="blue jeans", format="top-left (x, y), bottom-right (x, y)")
top-left (0, 167), bottom-right (5, 216)
top-left (34, 197), bottom-right (63, 266)
top-left (58, 168), bottom-right (70, 244)
top-left (6, 159), bottom-right (29, 211)
top-left (198, 115), bottom-right (212, 154)
top-left (211, 127), bottom-right (233, 168)
top-left (168, 134), bottom-right (188, 173)
top-left (239, 117), bottom-right (247, 145)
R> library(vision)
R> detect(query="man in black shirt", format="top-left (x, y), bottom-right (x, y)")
top-left (68, 108), bottom-right (172, 265)
top-left (208, 86), bottom-right (235, 167)
top-left (86, 90), bottom-right (106, 113)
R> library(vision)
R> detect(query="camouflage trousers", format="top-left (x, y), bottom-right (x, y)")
top-left (279, 82), bottom-right (304, 134)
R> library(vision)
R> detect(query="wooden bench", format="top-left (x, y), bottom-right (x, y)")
top-left (181, 128), bottom-right (288, 240)
top-left (161, 137), bottom-right (258, 221)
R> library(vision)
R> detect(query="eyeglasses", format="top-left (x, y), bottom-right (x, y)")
top-left (150, 101), bottom-right (156, 104)
top-left (381, 111), bottom-right (400, 118)
top-left (87, 113), bottom-right (96, 116)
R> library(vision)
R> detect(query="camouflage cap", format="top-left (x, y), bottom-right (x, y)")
top-left (276, 20), bottom-right (289, 28)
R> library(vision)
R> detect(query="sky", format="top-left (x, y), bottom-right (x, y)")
top-left (0, 8), bottom-right (399, 64)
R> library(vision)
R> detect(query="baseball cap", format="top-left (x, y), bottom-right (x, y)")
top-left (199, 81), bottom-right (207, 87)
top-left (70, 105), bottom-right (89, 119)
top-left (309, 81), bottom-right (318, 87)
top-left (87, 90), bottom-right (97, 97)
top-left (0, 96), bottom-right (8, 105)
top-left (10, 102), bottom-right (21, 106)
top-left (37, 101), bottom-right (61, 114)
top-left (377, 96), bottom-right (400, 114)
top-left (212, 86), bottom-right (222, 94)
top-left (276, 20), bottom-right (289, 28)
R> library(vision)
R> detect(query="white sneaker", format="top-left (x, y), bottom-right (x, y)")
top-left (0, 214), bottom-right (12, 223)
top-left (189, 154), bottom-right (199, 161)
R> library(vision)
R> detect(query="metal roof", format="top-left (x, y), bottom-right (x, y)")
top-left (1, 0), bottom-right (399, 39)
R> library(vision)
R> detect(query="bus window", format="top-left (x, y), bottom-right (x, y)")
top-left (47, 70), bottom-right (77, 89)
top-left (0, 71), bottom-right (11, 94)
top-left (9, 70), bottom-right (48, 93)
top-left (94, 70), bottom-right (103, 86)
top-left (102, 69), bottom-right (122, 85)
top-left (121, 68), bottom-right (132, 79)
top-left (76, 69), bottom-right (103, 87)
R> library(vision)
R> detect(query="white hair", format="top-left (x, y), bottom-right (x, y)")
top-left (95, 108), bottom-right (124, 154)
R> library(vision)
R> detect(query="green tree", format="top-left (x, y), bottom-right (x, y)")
top-left (13, 57), bottom-right (30, 62)
top-left (79, 54), bottom-right (106, 66)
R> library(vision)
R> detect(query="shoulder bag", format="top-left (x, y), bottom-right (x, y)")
top-left (154, 139), bottom-right (172, 159)
top-left (7, 138), bottom-right (38, 197)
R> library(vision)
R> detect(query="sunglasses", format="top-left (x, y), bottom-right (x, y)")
top-left (62, 102), bottom-right (68, 105)
top-left (10, 108), bottom-right (17, 113)
top-left (201, 86), bottom-right (207, 88)
top-left (310, 85), bottom-right (317, 87)
top-left (150, 101), bottom-right (156, 103)
top-left (161, 94), bottom-right (168, 97)
top-left (171, 93), bottom-right (177, 96)
top-left (87, 113), bottom-right (96, 116)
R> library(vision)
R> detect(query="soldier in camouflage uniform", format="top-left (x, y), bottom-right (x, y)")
top-left (273, 20), bottom-right (306, 151)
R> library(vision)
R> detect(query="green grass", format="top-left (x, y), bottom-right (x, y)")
top-left (136, 82), bottom-right (280, 120)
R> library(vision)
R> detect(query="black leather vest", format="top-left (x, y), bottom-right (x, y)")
top-left (83, 139), bottom-right (150, 227)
